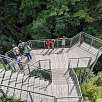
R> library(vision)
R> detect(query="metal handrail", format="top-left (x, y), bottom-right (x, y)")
top-left (0, 84), bottom-right (56, 102)
top-left (64, 59), bottom-right (83, 102)
top-left (64, 68), bottom-right (83, 102)
top-left (0, 54), bottom-right (15, 61)
top-left (0, 54), bottom-right (17, 71)
top-left (84, 32), bottom-right (102, 44)
top-left (68, 57), bottom-right (92, 69)
top-left (56, 96), bottom-right (82, 102)
top-left (22, 59), bottom-right (51, 73)
top-left (6, 32), bottom-right (102, 54)
top-left (69, 57), bottom-right (92, 60)
top-left (56, 96), bottom-right (82, 99)
top-left (71, 68), bottom-right (82, 96)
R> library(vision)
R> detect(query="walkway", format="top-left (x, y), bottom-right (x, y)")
top-left (28, 42), bottom-right (102, 101)
top-left (0, 32), bottom-right (102, 102)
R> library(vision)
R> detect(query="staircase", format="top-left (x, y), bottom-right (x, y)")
top-left (0, 68), bottom-right (54, 102)
top-left (1, 32), bottom-right (102, 102)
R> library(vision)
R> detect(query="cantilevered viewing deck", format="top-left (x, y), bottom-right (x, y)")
top-left (0, 32), bottom-right (102, 102)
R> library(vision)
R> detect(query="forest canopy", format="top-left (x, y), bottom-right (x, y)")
top-left (0, 0), bottom-right (102, 51)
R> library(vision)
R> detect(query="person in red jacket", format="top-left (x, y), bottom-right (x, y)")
top-left (46, 39), bottom-right (54, 49)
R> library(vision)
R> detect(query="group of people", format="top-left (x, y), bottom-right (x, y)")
top-left (44, 36), bottom-right (66, 49)
top-left (11, 33), bottom-right (84, 70)
top-left (12, 41), bottom-right (32, 70)
top-left (43, 33), bottom-right (84, 49)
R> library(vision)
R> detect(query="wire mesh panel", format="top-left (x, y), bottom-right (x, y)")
top-left (53, 39), bottom-right (58, 48)
top-left (83, 34), bottom-right (92, 45)
top-left (83, 34), bottom-right (93, 51)
top-left (68, 57), bottom-right (91, 68)
top-left (65, 38), bottom-right (71, 48)
top-left (30, 40), bottom-right (45, 49)
top-left (64, 68), bottom-right (82, 101)
top-left (92, 39), bottom-right (102, 49)
top-left (39, 59), bottom-right (51, 70)
top-left (78, 58), bottom-right (91, 68)
top-left (54, 39), bottom-right (62, 48)
top-left (71, 34), bottom-right (80, 47)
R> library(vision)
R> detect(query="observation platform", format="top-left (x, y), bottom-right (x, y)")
top-left (0, 32), bottom-right (102, 102)
top-left (28, 42), bottom-right (102, 101)
top-left (31, 42), bottom-right (101, 69)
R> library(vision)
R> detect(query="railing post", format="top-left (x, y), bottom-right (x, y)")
top-left (88, 37), bottom-right (93, 51)
top-left (27, 64), bottom-right (31, 74)
top-left (49, 59), bottom-right (51, 70)
top-left (78, 97), bottom-right (82, 102)
top-left (77, 58), bottom-right (79, 68)
top-left (90, 38), bottom-right (93, 48)
top-left (90, 48), bottom-right (100, 72)
top-left (68, 59), bottom-right (71, 68)
top-left (0, 88), bottom-right (7, 98)
top-left (57, 39), bottom-right (58, 48)
top-left (87, 58), bottom-right (92, 68)
top-left (30, 40), bottom-right (32, 48)
top-left (39, 60), bottom-right (41, 68)
top-left (0, 59), bottom-right (7, 70)
top-left (29, 92), bottom-right (33, 102)
top-left (54, 97), bottom-right (57, 102)
top-left (70, 38), bottom-right (72, 48)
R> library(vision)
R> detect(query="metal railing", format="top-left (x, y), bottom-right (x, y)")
top-left (0, 62), bottom-right (52, 101)
top-left (0, 54), bottom-right (17, 71)
top-left (64, 62), bottom-right (83, 102)
top-left (0, 84), bottom-right (56, 102)
top-left (28, 33), bottom-right (80, 50)
top-left (56, 96), bottom-right (82, 102)
top-left (22, 59), bottom-right (51, 75)
top-left (3, 32), bottom-right (102, 102)
top-left (5, 32), bottom-right (102, 56)
top-left (63, 57), bottom-right (94, 102)
top-left (83, 32), bottom-right (102, 50)
top-left (68, 57), bottom-right (92, 69)
top-left (0, 53), bottom-right (51, 73)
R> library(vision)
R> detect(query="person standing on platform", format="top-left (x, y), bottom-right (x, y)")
top-left (60, 36), bottom-right (66, 48)
top-left (23, 42), bottom-right (32, 61)
top-left (18, 40), bottom-right (25, 54)
top-left (79, 32), bottom-right (84, 46)
top-left (12, 44), bottom-right (20, 56)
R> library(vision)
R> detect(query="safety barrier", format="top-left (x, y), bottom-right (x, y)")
top-left (64, 66), bottom-right (83, 102)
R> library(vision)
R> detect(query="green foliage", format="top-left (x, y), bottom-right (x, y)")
top-left (0, 0), bottom-right (102, 52)
top-left (94, 55), bottom-right (102, 73)
top-left (81, 72), bottom-right (102, 102)
top-left (30, 68), bottom-right (52, 82)
top-left (73, 9), bottom-right (94, 22)
top-left (83, 26), bottom-right (97, 36)
top-left (0, 96), bottom-right (21, 102)
top-left (81, 82), bottom-right (98, 102)
top-left (95, 72), bottom-right (102, 86)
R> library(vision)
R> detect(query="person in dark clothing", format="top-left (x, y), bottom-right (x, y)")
top-left (79, 32), bottom-right (84, 46)
top-left (23, 42), bottom-right (32, 61)
top-left (18, 40), bottom-right (25, 54)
